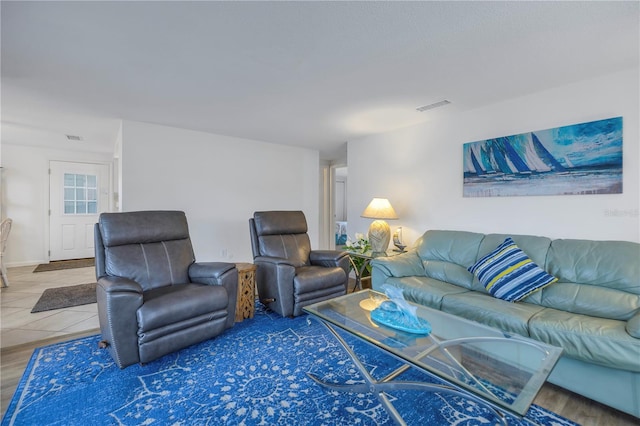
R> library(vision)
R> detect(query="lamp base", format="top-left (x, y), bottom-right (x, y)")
top-left (368, 220), bottom-right (390, 256)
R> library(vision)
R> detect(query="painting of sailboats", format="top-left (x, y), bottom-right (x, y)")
top-left (463, 117), bottom-right (623, 197)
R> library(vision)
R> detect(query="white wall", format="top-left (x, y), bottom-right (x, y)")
top-left (1, 144), bottom-right (113, 266)
top-left (347, 68), bottom-right (640, 247)
top-left (120, 120), bottom-right (320, 263)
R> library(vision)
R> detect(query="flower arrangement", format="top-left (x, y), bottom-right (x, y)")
top-left (345, 233), bottom-right (370, 252)
top-left (344, 233), bottom-right (372, 277)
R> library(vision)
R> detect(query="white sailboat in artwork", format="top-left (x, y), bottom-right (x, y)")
top-left (464, 132), bottom-right (568, 177)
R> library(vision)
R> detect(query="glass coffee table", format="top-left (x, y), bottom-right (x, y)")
top-left (303, 290), bottom-right (563, 425)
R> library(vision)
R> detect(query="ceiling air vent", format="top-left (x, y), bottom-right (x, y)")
top-left (416, 100), bottom-right (451, 112)
top-left (66, 135), bottom-right (83, 141)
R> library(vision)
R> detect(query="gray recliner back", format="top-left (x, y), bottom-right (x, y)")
top-left (96, 211), bottom-right (195, 291)
top-left (251, 211), bottom-right (311, 267)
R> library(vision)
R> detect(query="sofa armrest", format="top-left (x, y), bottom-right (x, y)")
top-left (626, 310), bottom-right (640, 338)
top-left (189, 262), bottom-right (238, 329)
top-left (371, 251), bottom-right (425, 279)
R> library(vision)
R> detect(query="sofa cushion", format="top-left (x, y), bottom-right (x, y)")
top-left (378, 276), bottom-right (470, 310)
top-left (441, 291), bottom-right (546, 337)
top-left (546, 239), bottom-right (640, 295)
top-left (371, 251), bottom-right (426, 278)
top-left (468, 237), bottom-right (558, 302)
top-left (416, 230), bottom-right (484, 289)
top-left (138, 283), bottom-right (229, 333)
top-left (479, 234), bottom-right (552, 266)
top-left (627, 310), bottom-right (640, 338)
top-left (529, 308), bottom-right (640, 372)
top-left (540, 282), bottom-right (640, 321)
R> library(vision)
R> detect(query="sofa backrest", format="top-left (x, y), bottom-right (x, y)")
top-left (542, 239), bottom-right (640, 320)
top-left (415, 230), bottom-right (640, 321)
top-left (96, 211), bottom-right (195, 291)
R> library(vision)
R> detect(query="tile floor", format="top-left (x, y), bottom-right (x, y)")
top-left (0, 265), bottom-right (99, 349)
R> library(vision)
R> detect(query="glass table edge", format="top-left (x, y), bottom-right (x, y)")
top-left (343, 250), bottom-right (405, 260)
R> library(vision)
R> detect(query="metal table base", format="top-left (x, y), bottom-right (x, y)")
top-left (307, 318), bottom-right (510, 426)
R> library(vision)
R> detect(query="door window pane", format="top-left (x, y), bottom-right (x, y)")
top-left (64, 174), bottom-right (76, 186)
top-left (64, 201), bottom-right (75, 214)
top-left (63, 173), bottom-right (98, 215)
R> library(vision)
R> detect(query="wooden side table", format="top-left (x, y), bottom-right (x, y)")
top-left (234, 262), bottom-right (257, 322)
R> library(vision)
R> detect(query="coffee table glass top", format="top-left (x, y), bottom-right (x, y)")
top-left (303, 290), bottom-right (563, 416)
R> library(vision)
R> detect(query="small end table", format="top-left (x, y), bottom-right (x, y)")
top-left (346, 250), bottom-right (405, 293)
top-left (234, 262), bottom-right (257, 322)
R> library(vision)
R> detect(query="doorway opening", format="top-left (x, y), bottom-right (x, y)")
top-left (334, 166), bottom-right (348, 248)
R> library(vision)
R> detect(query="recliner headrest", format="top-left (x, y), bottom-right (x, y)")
top-left (99, 210), bottom-right (190, 247)
top-left (253, 211), bottom-right (308, 236)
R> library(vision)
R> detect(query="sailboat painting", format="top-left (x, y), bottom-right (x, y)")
top-left (463, 117), bottom-right (623, 197)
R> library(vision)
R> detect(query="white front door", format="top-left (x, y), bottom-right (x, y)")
top-left (49, 161), bottom-right (110, 261)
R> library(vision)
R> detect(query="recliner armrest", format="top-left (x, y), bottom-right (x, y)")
top-left (309, 250), bottom-right (348, 267)
top-left (189, 262), bottom-right (238, 329)
top-left (189, 262), bottom-right (236, 284)
top-left (97, 276), bottom-right (143, 294)
top-left (96, 276), bottom-right (143, 368)
top-left (252, 256), bottom-right (296, 317)
top-left (310, 250), bottom-right (350, 287)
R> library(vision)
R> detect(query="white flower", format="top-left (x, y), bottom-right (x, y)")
top-left (345, 234), bottom-right (370, 253)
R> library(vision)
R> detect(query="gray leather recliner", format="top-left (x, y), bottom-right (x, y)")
top-left (95, 210), bottom-right (238, 369)
top-left (249, 211), bottom-right (350, 317)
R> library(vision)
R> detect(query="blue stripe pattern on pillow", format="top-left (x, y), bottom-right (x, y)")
top-left (468, 237), bottom-right (558, 302)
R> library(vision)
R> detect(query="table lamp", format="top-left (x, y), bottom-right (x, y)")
top-left (361, 198), bottom-right (398, 256)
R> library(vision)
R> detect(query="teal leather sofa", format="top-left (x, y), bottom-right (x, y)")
top-left (371, 230), bottom-right (640, 418)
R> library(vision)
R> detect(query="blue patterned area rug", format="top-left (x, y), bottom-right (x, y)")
top-left (2, 305), bottom-right (577, 426)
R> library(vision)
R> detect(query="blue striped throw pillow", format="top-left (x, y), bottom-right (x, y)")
top-left (468, 237), bottom-right (558, 302)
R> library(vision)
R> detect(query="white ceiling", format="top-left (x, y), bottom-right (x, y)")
top-left (2, 1), bottom-right (638, 160)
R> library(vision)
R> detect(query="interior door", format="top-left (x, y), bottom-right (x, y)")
top-left (49, 161), bottom-right (110, 261)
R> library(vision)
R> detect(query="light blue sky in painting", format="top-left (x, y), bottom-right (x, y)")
top-left (533, 117), bottom-right (622, 168)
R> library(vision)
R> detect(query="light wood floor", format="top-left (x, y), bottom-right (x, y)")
top-left (1, 265), bottom-right (99, 348)
top-left (1, 331), bottom-right (638, 425)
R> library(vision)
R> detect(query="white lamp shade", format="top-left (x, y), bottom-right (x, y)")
top-left (360, 198), bottom-right (398, 220)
